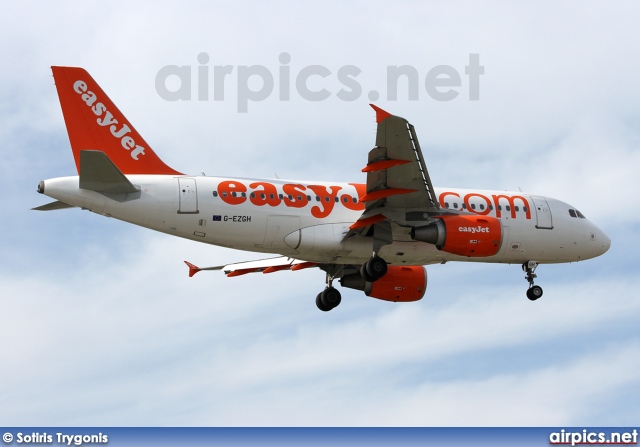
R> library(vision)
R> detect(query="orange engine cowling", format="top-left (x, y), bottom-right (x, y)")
top-left (340, 266), bottom-right (427, 302)
top-left (411, 215), bottom-right (502, 257)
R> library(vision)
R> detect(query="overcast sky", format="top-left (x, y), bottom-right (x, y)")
top-left (1, 1), bottom-right (639, 426)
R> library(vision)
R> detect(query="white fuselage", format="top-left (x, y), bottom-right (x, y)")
top-left (41, 174), bottom-right (611, 266)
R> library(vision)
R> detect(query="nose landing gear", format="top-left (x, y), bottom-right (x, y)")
top-left (523, 261), bottom-right (543, 301)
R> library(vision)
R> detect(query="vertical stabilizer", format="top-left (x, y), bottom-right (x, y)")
top-left (52, 66), bottom-right (182, 175)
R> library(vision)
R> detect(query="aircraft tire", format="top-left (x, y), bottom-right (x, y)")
top-left (316, 293), bottom-right (331, 311)
top-left (366, 256), bottom-right (388, 281)
top-left (360, 263), bottom-right (376, 282)
top-left (526, 285), bottom-right (543, 301)
top-left (321, 287), bottom-right (341, 310)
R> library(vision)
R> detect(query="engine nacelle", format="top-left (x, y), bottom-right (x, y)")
top-left (340, 266), bottom-right (427, 302)
top-left (411, 215), bottom-right (502, 257)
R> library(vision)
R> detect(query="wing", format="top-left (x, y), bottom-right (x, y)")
top-left (350, 105), bottom-right (440, 233)
top-left (184, 256), bottom-right (318, 277)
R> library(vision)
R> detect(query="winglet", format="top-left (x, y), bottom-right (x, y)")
top-left (184, 261), bottom-right (201, 277)
top-left (369, 104), bottom-right (392, 123)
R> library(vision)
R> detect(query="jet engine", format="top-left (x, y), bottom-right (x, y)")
top-left (411, 215), bottom-right (502, 257)
top-left (340, 265), bottom-right (427, 302)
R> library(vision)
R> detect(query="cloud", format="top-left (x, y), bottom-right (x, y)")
top-left (0, 229), bottom-right (637, 425)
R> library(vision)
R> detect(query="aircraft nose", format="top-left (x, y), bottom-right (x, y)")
top-left (592, 225), bottom-right (611, 256)
top-left (599, 229), bottom-right (611, 254)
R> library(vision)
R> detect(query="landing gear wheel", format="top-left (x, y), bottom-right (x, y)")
top-left (522, 261), bottom-right (543, 301)
top-left (365, 256), bottom-right (387, 281)
top-left (316, 293), bottom-right (331, 312)
top-left (360, 263), bottom-right (376, 282)
top-left (321, 287), bottom-right (342, 310)
top-left (526, 285), bottom-right (543, 301)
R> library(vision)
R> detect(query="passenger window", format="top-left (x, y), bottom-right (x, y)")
top-left (307, 195), bottom-right (312, 201)
top-left (489, 205), bottom-right (494, 210)
top-left (231, 192), bottom-right (237, 197)
top-left (462, 203), bottom-right (467, 209)
top-left (298, 195), bottom-right (302, 201)
top-left (453, 203), bottom-right (458, 209)
top-left (334, 197), bottom-right (339, 203)
top-left (222, 192), bottom-right (228, 197)
top-left (260, 193), bottom-right (266, 199)
top-left (522, 206), bottom-right (527, 212)
top-left (251, 193), bottom-right (256, 199)
top-left (568, 209), bottom-right (577, 218)
top-left (353, 197), bottom-right (358, 203)
top-left (497, 205), bottom-right (502, 210)
top-left (288, 194), bottom-right (293, 200)
top-left (343, 197), bottom-right (348, 203)
top-left (213, 191), bottom-right (218, 197)
top-left (479, 204), bottom-right (485, 210)
top-left (515, 206), bottom-right (519, 211)
top-left (444, 202), bottom-right (449, 208)
top-left (325, 197), bottom-right (330, 202)
top-left (471, 204), bottom-right (476, 210)
top-left (316, 196), bottom-right (320, 202)
top-left (506, 205), bottom-right (511, 211)
top-left (241, 192), bottom-right (246, 198)
top-left (278, 194), bottom-right (283, 200)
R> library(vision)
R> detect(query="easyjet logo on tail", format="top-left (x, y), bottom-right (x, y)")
top-left (72, 80), bottom-right (146, 160)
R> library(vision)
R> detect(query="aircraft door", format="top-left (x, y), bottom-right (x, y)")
top-left (531, 196), bottom-right (553, 229)
top-left (178, 178), bottom-right (199, 214)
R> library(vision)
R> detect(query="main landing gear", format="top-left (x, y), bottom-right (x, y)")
top-left (316, 287), bottom-right (341, 312)
top-left (360, 255), bottom-right (388, 282)
top-left (523, 261), bottom-right (543, 301)
top-left (316, 271), bottom-right (342, 312)
top-left (314, 255), bottom-right (389, 312)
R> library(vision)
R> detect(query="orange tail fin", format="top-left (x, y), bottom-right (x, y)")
top-left (52, 66), bottom-right (182, 175)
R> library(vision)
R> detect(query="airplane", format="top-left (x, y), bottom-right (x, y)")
top-left (35, 66), bottom-right (611, 311)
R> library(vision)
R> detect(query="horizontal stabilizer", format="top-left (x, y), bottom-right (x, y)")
top-left (79, 150), bottom-right (140, 194)
top-left (184, 261), bottom-right (222, 277)
top-left (32, 200), bottom-right (76, 211)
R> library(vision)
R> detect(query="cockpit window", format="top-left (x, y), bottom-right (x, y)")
top-left (568, 209), bottom-right (586, 218)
